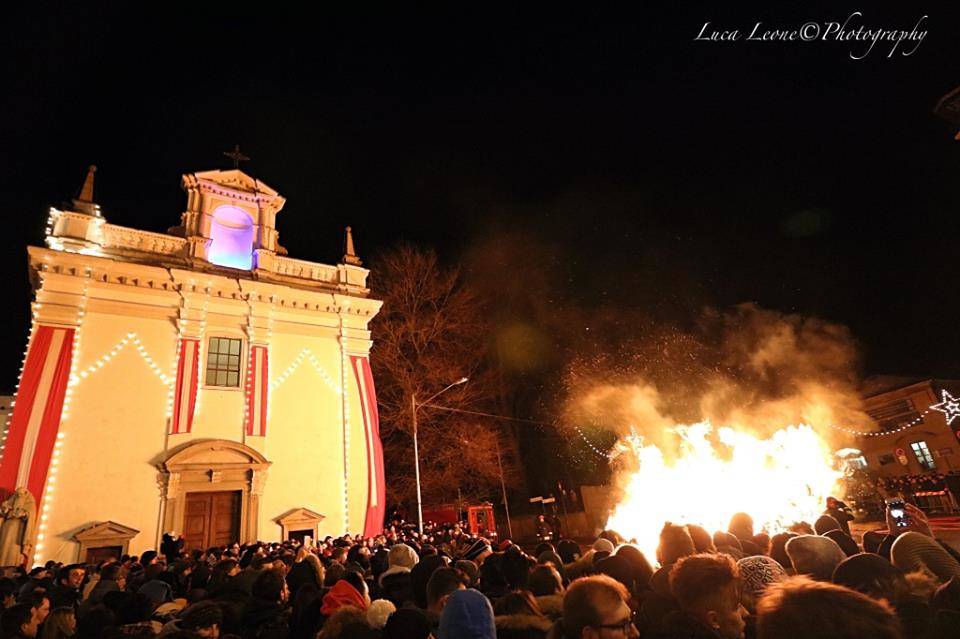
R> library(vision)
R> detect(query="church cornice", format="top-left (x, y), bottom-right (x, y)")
top-left (28, 246), bottom-right (382, 324)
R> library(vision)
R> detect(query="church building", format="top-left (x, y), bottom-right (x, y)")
top-left (0, 165), bottom-right (385, 565)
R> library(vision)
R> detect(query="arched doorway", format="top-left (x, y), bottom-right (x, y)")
top-left (157, 440), bottom-right (270, 548)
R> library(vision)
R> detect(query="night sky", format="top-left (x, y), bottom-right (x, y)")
top-left (1, 4), bottom-right (958, 392)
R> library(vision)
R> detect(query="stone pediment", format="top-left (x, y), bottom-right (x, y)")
top-left (160, 439), bottom-right (271, 472)
top-left (191, 169), bottom-right (280, 197)
top-left (74, 521), bottom-right (139, 543)
top-left (275, 508), bottom-right (325, 525)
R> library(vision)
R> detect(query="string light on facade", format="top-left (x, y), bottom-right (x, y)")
top-left (70, 333), bottom-right (174, 387)
top-left (269, 348), bottom-right (343, 395)
top-left (340, 339), bottom-right (350, 534)
top-left (824, 410), bottom-right (932, 438)
top-left (35, 272), bottom-right (89, 565)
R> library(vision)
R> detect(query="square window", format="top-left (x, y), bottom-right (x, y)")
top-left (204, 337), bottom-right (243, 388)
top-left (911, 441), bottom-right (936, 471)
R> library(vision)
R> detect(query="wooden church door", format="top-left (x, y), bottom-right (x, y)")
top-left (183, 491), bottom-right (241, 550)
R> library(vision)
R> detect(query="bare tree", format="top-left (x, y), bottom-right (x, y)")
top-left (370, 244), bottom-right (519, 507)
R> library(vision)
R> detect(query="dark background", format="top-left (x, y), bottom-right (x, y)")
top-left (0, 4), bottom-right (958, 392)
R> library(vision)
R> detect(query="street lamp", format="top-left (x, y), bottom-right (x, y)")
top-left (411, 377), bottom-right (468, 533)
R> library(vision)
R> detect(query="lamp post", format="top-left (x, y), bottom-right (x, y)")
top-left (411, 377), bottom-right (468, 534)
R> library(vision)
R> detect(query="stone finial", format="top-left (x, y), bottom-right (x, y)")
top-left (343, 226), bottom-right (362, 266)
top-left (77, 165), bottom-right (96, 202)
top-left (71, 165), bottom-right (101, 216)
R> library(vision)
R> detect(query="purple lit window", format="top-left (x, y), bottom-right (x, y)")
top-left (208, 205), bottom-right (255, 270)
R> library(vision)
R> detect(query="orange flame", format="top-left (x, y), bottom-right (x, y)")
top-left (605, 421), bottom-right (842, 562)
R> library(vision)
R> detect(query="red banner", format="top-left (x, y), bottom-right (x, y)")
top-left (171, 339), bottom-right (199, 434)
top-left (0, 326), bottom-right (75, 504)
top-left (351, 356), bottom-right (385, 537)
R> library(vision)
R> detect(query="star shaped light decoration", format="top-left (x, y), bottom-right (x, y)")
top-left (930, 390), bottom-right (960, 425)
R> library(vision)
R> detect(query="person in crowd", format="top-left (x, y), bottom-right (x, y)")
top-left (383, 607), bottom-right (431, 639)
top-left (784, 535), bottom-right (846, 581)
top-left (1, 603), bottom-right (41, 639)
top-left (813, 515), bottom-right (840, 536)
top-left (38, 607), bottom-right (75, 639)
top-left (556, 541), bottom-right (581, 566)
top-left (766, 533), bottom-right (795, 572)
top-left (240, 570), bottom-right (288, 639)
top-left (552, 574), bottom-right (638, 639)
top-left (501, 547), bottom-right (536, 591)
top-left (0, 579), bottom-right (16, 610)
top-left (170, 601), bottom-right (221, 639)
top-left (410, 554), bottom-right (448, 610)
top-left (438, 588), bottom-right (496, 639)
top-left (479, 554), bottom-right (510, 603)
top-left (19, 592), bottom-right (50, 632)
top-left (493, 590), bottom-right (552, 639)
top-left (831, 552), bottom-right (936, 639)
top-left (756, 576), bottom-right (902, 639)
top-left (316, 606), bottom-right (370, 639)
top-left (161, 534), bottom-right (184, 564)
top-left (365, 598), bottom-right (396, 631)
top-left (85, 564), bottom-right (124, 608)
top-left (321, 573), bottom-right (368, 620)
top-left (823, 530), bottom-right (860, 558)
top-left (824, 497), bottom-right (855, 536)
top-left (527, 565), bottom-right (564, 618)
top-left (455, 560), bottom-right (480, 589)
top-left (378, 543), bottom-right (418, 607)
top-left (891, 531), bottom-right (960, 584)
top-left (47, 566), bottom-right (84, 612)
top-left (687, 525), bottom-right (717, 554)
top-left (649, 553), bottom-right (747, 639)
top-left (728, 513), bottom-right (753, 541)
top-left (425, 567), bottom-right (466, 632)
top-left (737, 556), bottom-right (787, 615)
top-left (284, 551), bottom-right (323, 599)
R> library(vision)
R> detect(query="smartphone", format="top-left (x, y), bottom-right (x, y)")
top-left (886, 499), bottom-right (911, 528)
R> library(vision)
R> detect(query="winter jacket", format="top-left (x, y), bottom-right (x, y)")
top-left (240, 598), bottom-right (290, 639)
top-left (86, 578), bottom-right (121, 605)
top-left (285, 561), bottom-right (322, 597)
top-left (495, 613), bottom-right (552, 639)
top-left (647, 610), bottom-right (723, 639)
top-left (379, 569), bottom-right (414, 608)
top-left (534, 594), bottom-right (563, 621)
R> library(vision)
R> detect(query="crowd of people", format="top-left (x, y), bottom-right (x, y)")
top-left (0, 505), bottom-right (959, 639)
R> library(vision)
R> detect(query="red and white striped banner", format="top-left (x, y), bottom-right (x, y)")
top-left (0, 326), bottom-right (75, 503)
top-left (171, 338), bottom-right (199, 434)
top-left (350, 356), bottom-right (385, 537)
top-left (245, 345), bottom-right (269, 437)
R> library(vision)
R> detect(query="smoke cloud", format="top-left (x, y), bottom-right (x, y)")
top-left (562, 303), bottom-right (871, 453)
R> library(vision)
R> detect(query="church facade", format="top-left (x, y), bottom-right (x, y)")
top-left (0, 167), bottom-right (385, 565)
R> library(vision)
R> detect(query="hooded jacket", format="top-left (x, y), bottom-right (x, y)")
top-left (439, 588), bottom-right (496, 639)
top-left (320, 580), bottom-right (367, 616)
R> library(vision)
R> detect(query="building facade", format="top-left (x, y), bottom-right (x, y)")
top-left (853, 378), bottom-right (960, 513)
top-left (858, 379), bottom-right (960, 475)
top-left (0, 167), bottom-right (384, 565)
